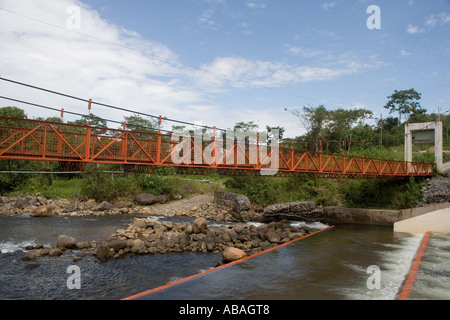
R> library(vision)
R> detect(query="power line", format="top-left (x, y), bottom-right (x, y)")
top-left (0, 95), bottom-right (173, 134)
top-left (0, 76), bottom-right (226, 132)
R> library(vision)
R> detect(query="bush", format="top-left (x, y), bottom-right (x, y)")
top-left (135, 174), bottom-right (176, 196)
top-left (224, 176), bottom-right (340, 207)
top-left (81, 169), bottom-right (140, 201)
top-left (340, 177), bottom-right (424, 210)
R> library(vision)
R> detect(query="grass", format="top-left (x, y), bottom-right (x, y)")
top-left (9, 176), bottom-right (83, 199)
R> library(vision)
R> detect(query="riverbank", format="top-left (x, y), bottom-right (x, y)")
top-left (0, 193), bottom-right (237, 220)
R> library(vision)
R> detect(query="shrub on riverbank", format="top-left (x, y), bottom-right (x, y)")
top-left (339, 177), bottom-right (425, 210)
top-left (224, 176), bottom-right (341, 207)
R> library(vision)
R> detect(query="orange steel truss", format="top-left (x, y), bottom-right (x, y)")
top-left (0, 117), bottom-right (434, 179)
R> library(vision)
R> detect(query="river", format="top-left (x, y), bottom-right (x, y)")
top-left (0, 214), bottom-right (449, 300)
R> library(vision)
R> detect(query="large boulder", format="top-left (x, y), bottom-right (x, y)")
top-left (96, 245), bottom-right (111, 260)
top-left (192, 218), bottom-right (207, 234)
top-left (263, 201), bottom-right (323, 222)
top-left (14, 196), bottom-right (36, 209)
top-left (97, 201), bottom-right (113, 211)
top-left (30, 205), bottom-right (54, 217)
top-left (134, 193), bottom-right (158, 205)
top-left (222, 247), bottom-right (247, 263)
top-left (214, 191), bottom-right (250, 221)
top-left (56, 235), bottom-right (77, 250)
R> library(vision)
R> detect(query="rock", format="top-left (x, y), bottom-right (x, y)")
top-left (134, 193), bottom-right (158, 205)
top-left (133, 218), bottom-right (147, 229)
top-left (84, 199), bottom-right (96, 210)
top-left (97, 201), bottom-right (113, 211)
top-left (171, 192), bottom-right (182, 200)
top-left (222, 247), bottom-right (247, 263)
top-left (214, 191), bottom-right (250, 221)
top-left (104, 239), bottom-right (128, 252)
top-left (56, 235), bottom-right (77, 250)
top-left (49, 248), bottom-right (63, 256)
top-left (262, 201), bottom-right (323, 222)
top-left (96, 245), bottom-right (111, 260)
top-left (25, 261), bottom-right (40, 269)
top-left (192, 218), bottom-right (207, 234)
top-left (30, 205), bottom-right (53, 217)
top-left (129, 239), bottom-right (145, 253)
top-left (178, 233), bottom-right (191, 246)
top-left (14, 196), bottom-right (36, 209)
top-left (182, 184), bottom-right (193, 193)
top-left (114, 201), bottom-right (133, 208)
top-left (64, 202), bottom-right (79, 213)
top-left (419, 176), bottom-right (450, 206)
top-left (233, 223), bottom-right (249, 234)
top-left (22, 250), bottom-right (37, 261)
top-left (76, 241), bottom-right (90, 250)
top-left (156, 194), bottom-right (170, 204)
top-left (265, 230), bottom-right (281, 243)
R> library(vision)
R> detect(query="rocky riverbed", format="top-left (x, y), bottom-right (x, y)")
top-left (4, 191), bottom-right (323, 265)
top-left (20, 216), bottom-right (315, 265)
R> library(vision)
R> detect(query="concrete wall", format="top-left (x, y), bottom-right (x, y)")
top-left (400, 202), bottom-right (450, 220)
top-left (394, 207), bottom-right (450, 234)
top-left (323, 207), bottom-right (402, 226)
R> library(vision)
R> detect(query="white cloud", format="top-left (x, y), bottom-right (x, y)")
top-left (401, 49), bottom-right (411, 56)
top-left (286, 45), bottom-right (324, 58)
top-left (321, 2), bottom-right (337, 10)
top-left (246, 1), bottom-right (267, 9)
top-left (191, 52), bottom-right (382, 91)
top-left (425, 12), bottom-right (450, 28)
top-left (406, 24), bottom-right (425, 34)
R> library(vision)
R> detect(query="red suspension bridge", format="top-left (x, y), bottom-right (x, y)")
top-left (0, 77), bottom-right (434, 179)
top-left (0, 116), bottom-right (433, 179)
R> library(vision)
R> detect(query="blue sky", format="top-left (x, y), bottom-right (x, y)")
top-left (0, 0), bottom-right (449, 138)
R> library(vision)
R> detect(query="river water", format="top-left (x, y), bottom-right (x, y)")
top-left (0, 214), bottom-right (449, 300)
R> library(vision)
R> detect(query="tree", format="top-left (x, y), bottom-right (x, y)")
top-left (74, 113), bottom-right (107, 135)
top-left (0, 106), bottom-right (28, 127)
top-left (233, 121), bottom-right (259, 132)
top-left (124, 114), bottom-right (159, 133)
top-left (328, 108), bottom-right (373, 153)
top-left (384, 89), bottom-right (426, 123)
top-left (266, 125), bottom-right (285, 144)
top-left (290, 105), bottom-right (329, 151)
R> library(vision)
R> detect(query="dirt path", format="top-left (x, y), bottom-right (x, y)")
top-left (141, 193), bottom-right (218, 218)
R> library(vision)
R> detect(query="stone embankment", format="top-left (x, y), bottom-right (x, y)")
top-left (418, 175), bottom-right (450, 206)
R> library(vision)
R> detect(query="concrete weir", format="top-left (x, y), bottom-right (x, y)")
top-left (323, 207), bottom-right (402, 226)
top-left (394, 207), bottom-right (450, 234)
top-left (323, 203), bottom-right (450, 234)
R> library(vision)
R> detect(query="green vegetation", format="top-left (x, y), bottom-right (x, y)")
top-left (224, 176), bottom-right (340, 207)
top-left (339, 177), bottom-right (425, 210)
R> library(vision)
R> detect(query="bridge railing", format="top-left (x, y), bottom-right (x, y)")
top-left (0, 117), bottom-right (434, 178)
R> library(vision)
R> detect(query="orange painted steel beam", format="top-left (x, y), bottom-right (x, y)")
top-left (397, 232), bottom-right (431, 300)
top-left (0, 117), bottom-right (434, 178)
